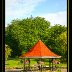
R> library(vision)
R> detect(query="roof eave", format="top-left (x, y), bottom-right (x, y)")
top-left (19, 56), bottom-right (61, 59)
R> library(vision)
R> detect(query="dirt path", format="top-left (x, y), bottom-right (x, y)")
top-left (5, 68), bottom-right (67, 72)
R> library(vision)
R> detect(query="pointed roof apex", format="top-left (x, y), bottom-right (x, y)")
top-left (38, 40), bottom-right (41, 41)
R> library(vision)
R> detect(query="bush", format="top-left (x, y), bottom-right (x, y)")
top-left (5, 44), bottom-right (12, 60)
top-left (20, 60), bottom-right (23, 63)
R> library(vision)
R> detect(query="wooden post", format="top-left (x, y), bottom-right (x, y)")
top-left (41, 65), bottom-right (42, 72)
top-left (40, 58), bottom-right (42, 72)
top-left (49, 59), bottom-right (51, 69)
top-left (28, 58), bottom-right (30, 70)
top-left (24, 58), bottom-right (25, 72)
top-left (52, 58), bottom-right (53, 71)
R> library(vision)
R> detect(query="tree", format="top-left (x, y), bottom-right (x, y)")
top-left (5, 44), bottom-right (12, 60)
top-left (5, 17), bottom-right (67, 58)
top-left (5, 17), bottom-right (50, 57)
top-left (55, 31), bottom-right (67, 62)
top-left (45, 24), bottom-right (67, 51)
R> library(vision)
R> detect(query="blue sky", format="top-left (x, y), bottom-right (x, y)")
top-left (5, 0), bottom-right (67, 27)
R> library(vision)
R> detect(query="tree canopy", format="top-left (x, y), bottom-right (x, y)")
top-left (5, 16), bottom-right (67, 59)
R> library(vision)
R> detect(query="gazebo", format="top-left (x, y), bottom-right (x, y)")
top-left (19, 40), bottom-right (61, 71)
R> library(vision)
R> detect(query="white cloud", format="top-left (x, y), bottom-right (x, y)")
top-left (5, 0), bottom-right (67, 27)
top-left (5, 0), bottom-right (45, 27)
top-left (39, 11), bottom-right (67, 26)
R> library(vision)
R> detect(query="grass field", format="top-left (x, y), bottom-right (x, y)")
top-left (5, 58), bottom-right (67, 69)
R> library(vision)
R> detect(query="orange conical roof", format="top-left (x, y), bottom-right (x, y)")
top-left (20, 40), bottom-right (61, 58)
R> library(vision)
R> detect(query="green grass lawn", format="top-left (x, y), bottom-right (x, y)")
top-left (5, 59), bottom-right (23, 68)
top-left (5, 58), bottom-right (67, 69)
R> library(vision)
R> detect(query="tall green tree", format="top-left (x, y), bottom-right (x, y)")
top-left (5, 17), bottom-right (50, 57)
top-left (55, 31), bottom-right (67, 62)
top-left (5, 17), bottom-right (67, 58)
top-left (45, 24), bottom-right (67, 50)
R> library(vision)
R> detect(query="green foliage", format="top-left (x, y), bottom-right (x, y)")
top-left (56, 31), bottom-right (67, 55)
top-left (5, 16), bottom-right (67, 59)
top-left (56, 31), bottom-right (67, 62)
top-left (20, 60), bottom-right (23, 63)
top-left (5, 17), bottom-right (50, 57)
top-left (5, 44), bottom-right (12, 60)
top-left (45, 24), bottom-right (67, 54)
